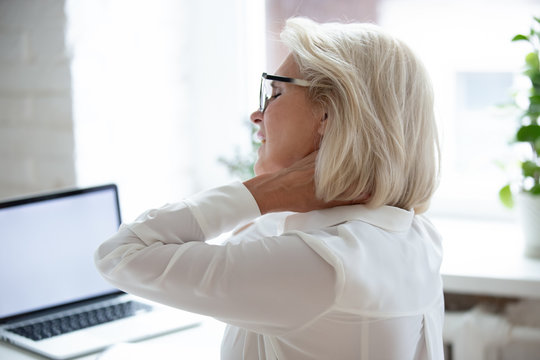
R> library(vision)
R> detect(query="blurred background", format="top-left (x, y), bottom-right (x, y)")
top-left (0, 0), bottom-right (538, 221)
top-left (0, 0), bottom-right (537, 221)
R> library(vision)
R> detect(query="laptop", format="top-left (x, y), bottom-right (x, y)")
top-left (0, 184), bottom-right (202, 359)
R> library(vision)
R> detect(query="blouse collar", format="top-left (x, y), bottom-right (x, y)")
top-left (281, 204), bottom-right (414, 234)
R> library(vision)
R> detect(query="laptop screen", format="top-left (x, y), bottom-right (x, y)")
top-left (0, 185), bottom-right (121, 320)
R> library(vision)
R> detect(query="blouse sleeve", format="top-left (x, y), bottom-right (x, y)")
top-left (94, 182), bottom-right (337, 335)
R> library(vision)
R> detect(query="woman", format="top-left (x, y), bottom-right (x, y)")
top-left (95, 17), bottom-right (443, 359)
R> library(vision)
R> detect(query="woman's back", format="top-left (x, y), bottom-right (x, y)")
top-left (220, 207), bottom-right (444, 359)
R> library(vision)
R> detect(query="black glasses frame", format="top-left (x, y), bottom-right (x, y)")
top-left (259, 72), bottom-right (311, 112)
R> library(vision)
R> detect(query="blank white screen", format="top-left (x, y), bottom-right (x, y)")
top-left (0, 188), bottom-right (120, 318)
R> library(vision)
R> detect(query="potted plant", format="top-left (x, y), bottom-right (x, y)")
top-left (499, 17), bottom-right (540, 258)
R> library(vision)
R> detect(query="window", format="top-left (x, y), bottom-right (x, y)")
top-left (379, 0), bottom-right (540, 219)
top-left (66, 0), bottom-right (265, 221)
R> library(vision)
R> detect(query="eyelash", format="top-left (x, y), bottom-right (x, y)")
top-left (270, 86), bottom-right (282, 100)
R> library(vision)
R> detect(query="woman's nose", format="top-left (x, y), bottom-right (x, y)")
top-left (250, 109), bottom-right (263, 125)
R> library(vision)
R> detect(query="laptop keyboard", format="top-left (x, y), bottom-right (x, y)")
top-left (6, 301), bottom-right (152, 341)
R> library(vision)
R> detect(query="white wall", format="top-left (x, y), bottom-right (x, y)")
top-left (0, 0), bottom-right (76, 200)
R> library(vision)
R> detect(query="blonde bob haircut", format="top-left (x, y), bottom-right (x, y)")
top-left (281, 17), bottom-right (440, 213)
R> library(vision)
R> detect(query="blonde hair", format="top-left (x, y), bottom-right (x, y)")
top-left (281, 17), bottom-right (440, 213)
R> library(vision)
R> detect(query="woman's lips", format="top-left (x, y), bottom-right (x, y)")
top-left (255, 131), bottom-right (266, 144)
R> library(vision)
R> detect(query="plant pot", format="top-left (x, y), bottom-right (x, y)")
top-left (516, 192), bottom-right (540, 259)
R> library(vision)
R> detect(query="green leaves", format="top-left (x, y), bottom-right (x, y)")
top-left (530, 95), bottom-right (540, 104)
top-left (522, 160), bottom-right (540, 177)
top-left (526, 52), bottom-right (540, 69)
top-left (500, 19), bottom-right (540, 207)
top-left (512, 34), bottom-right (530, 42)
top-left (516, 26), bottom-right (540, 123)
top-left (531, 184), bottom-right (540, 195)
top-left (525, 52), bottom-right (540, 93)
top-left (516, 124), bottom-right (540, 142)
top-left (499, 184), bottom-right (514, 208)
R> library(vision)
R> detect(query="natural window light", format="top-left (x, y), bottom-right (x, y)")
top-left (379, 0), bottom-right (540, 220)
top-left (67, 0), bottom-right (540, 222)
top-left (66, 0), bottom-right (265, 221)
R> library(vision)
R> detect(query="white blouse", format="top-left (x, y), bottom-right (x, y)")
top-left (95, 182), bottom-right (444, 360)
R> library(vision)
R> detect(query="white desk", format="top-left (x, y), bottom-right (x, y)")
top-left (0, 317), bottom-right (225, 360)
top-left (434, 217), bottom-right (540, 299)
top-left (435, 217), bottom-right (540, 359)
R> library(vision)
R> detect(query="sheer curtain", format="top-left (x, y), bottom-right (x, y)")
top-left (66, 0), bottom-right (265, 221)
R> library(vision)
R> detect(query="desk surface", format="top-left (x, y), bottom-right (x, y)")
top-left (0, 317), bottom-right (225, 360)
top-left (434, 217), bottom-right (540, 299)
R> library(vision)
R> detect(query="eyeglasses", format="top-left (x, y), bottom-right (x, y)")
top-left (259, 72), bottom-right (311, 113)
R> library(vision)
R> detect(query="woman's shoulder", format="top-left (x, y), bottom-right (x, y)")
top-left (297, 218), bottom-right (444, 314)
